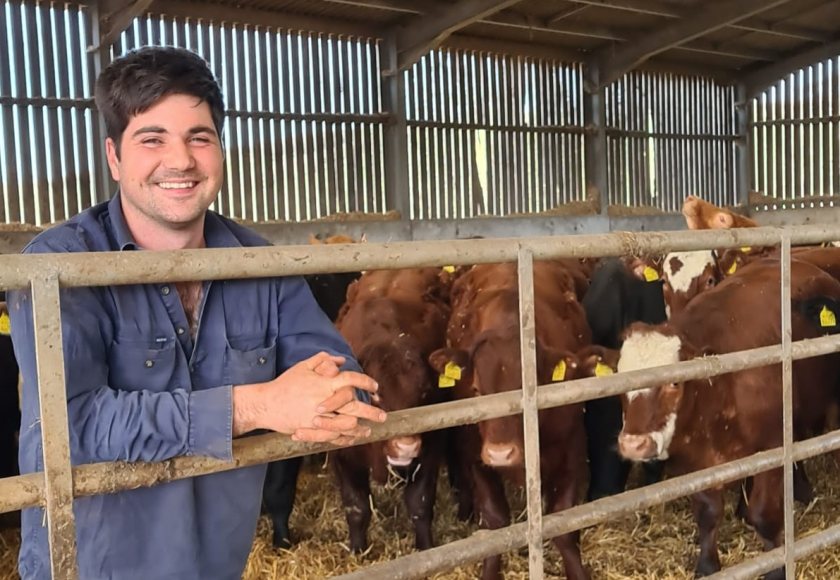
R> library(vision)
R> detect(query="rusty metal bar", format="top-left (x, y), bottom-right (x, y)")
top-left (1, 226), bottom-right (840, 290)
top-left (517, 246), bottom-right (544, 578)
top-left (780, 234), bottom-right (795, 579)
top-left (706, 520), bottom-right (840, 579)
top-left (31, 274), bottom-right (79, 580)
top-left (5, 331), bottom-right (840, 515)
top-left (337, 428), bottom-right (840, 580)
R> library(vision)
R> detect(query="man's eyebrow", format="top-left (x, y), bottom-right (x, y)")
top-left (131, 125), bottom-right (217, 138)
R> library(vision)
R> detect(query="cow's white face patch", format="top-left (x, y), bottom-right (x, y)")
top-left (648, 412), bottom-right (677, 460)
top-left (663, 251), bottom-right (716, 293)
top-left (619, 331), bottom-right (682, 401)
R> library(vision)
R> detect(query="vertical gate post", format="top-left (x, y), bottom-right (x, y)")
top-left (517, 246), bottom-right (544, 579)
top-left (583, 61), bottom-right (609, 220)
top-left (31, 274), bottom-right (79, 579)
top-left (735, 83), bottom-right (753, 213)
top-left (780, 233), bottom-right (795, 579)
top-left (381, 34), bottom-right (410, 222)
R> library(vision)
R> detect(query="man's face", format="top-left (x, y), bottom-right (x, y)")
top-left (105, 93), bottom-right (224, 233)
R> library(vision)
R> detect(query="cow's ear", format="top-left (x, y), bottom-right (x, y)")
top-left (716, 249), bottom-right (740, 277)
top-left (308, 233), bottom-right (322, 245)
top-left (712, 211), bottom-right (734, 229)
top-left (428, 348), bottom-right (469, 374)
top-left (539, 346), bottom-right (578, 383)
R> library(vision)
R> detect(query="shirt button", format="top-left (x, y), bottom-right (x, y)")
top-left (257, 356), bottom-right (266, 365)
top-left (177, 327), bottom-right (185, 336)
top-left (190, 364), bottom-right (196, 373)
top-left (161, 286), bottom-right (171, 296)
top-left (144, 360), bottom-right (154, 368)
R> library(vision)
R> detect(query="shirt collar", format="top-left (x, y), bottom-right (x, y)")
top-left (108, 191), bottom-right (243, 251)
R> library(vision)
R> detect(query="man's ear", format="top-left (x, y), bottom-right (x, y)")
top-left (105, 137), bottom-right (121, 181)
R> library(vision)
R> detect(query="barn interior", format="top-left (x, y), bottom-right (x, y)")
top-left (3, 0), bottom-right (840, 579)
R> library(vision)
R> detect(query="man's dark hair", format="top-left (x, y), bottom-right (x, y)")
top-left (94, 46), bottom-right (225, 152)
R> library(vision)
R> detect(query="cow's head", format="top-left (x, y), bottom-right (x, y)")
top-left (357, 336), bottom-right (437, 466)
top-left (661, 251), bottom-right (722, 318)
top-left (616, 324), bottom-right (698, 462)
top-left (431, 331), bottom-right (578, 468)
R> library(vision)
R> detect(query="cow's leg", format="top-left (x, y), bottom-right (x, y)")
top-left (404, 448), bottom-right (441, 551)
top-left (262, 457), bottom-right (303, 548)
top-left (332, 451), bottom-right (372, 553)
top-left (691, 489), bottom-right (724, 576)
top-left (792, 462), bottom-right (813, 505)
top-left (544, 458), bottom-right (589, 580)
top-left (446, 426), bottom-right (474, 522)
top-left (745, 469), bottom-right (785, 580)
top-left (584, 396), bottom-right (631, 500)
top-left (472, 464), bottom-right (510, 580)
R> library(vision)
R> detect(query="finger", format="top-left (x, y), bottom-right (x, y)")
top-left (290, 428), bottom-right (341, 443)
top-left (315, 386), bottom-right (356, 414)
top-left (312, 359), bottom-right (341, 378)
top-left (330, 435), bottom-right (358, 447)
top-left (303, 351), bottom-right (346, 371)
top-left (333, 399), bottom-right (387, 423)
top-left (312, 413), bottom-right (360, 432)
top-left (332, 370), bottom-right (379, 394)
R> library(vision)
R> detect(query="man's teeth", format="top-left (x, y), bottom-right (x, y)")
top-left (158, 182), bottom-right (196, 189)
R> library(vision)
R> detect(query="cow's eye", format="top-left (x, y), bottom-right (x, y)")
top-left (706, 277), bottom-right (716, 287)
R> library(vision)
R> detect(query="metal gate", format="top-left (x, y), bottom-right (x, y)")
top-left (3, 224), bottom-right (840, 579)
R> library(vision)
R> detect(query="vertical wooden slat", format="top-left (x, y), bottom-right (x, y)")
top-left (55, 6), bottom-right (77, 222)
top-left (0, 1), bottom-right (18, 223)
top-left (32, 274), bottom-right (79, 580)
top-left (20, 3), bottom-right (39, 224)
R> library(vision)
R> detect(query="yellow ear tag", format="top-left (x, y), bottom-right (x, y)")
top-left (820, 305), bottom-right (837, 327)
top-left (643, 266), bottom-right (659, 282)
top-left (438, 374), bottom-right (455, 388)
top-left (594, 362), bottom-right (613, 377)
top-left (444, 361), bottom-right (462, 380)
top-left (552, 360), bottom-right (567, 382)
top-left (442, 265), bottom-right (455, 273)
top-left (741, 246), bottom-right (752, 253)
top-left (0, 312), bottom-right (10, 335)
top-left (727, 261), bottom-right (737, 275)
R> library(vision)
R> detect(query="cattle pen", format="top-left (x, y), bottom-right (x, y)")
top-left (0, 225), bottom-right (840, 579)
top-left (4, 0), bottom-right (840, 578)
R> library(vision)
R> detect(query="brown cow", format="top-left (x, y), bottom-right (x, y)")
top-left (682, 195), bottom-right (758, 229)
top-left (616, 259), bottom-right (840, 578)
top-left (429, 261), bottom-right (591, 580)
top-left (332, 268), bottom-right (450, 552)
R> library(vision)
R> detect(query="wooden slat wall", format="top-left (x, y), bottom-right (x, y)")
top-left (751, 57), bottom-right (840, 210)
top-left (0, 1), bottom-right (99, 226)
top-left (404, 50), bottom-right (586, 219)
top-left (605, 70), bottom-right (739, 213)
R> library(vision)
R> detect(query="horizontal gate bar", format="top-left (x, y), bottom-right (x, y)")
top-left (705, 521), bottom-right (840, 580)
top-left (1, 225), bottom-right (840, 288)
top-left (336, 429), bottom-right (840, 580)
top-left (2, 333), bottom-right (839, 513)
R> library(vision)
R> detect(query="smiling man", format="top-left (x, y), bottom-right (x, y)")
top-left (8, 46), bottom-right (385, 580)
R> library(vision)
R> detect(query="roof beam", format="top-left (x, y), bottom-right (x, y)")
top-left (595, 0), bottom-right (794, 88)
top-left (151, 0), bottom-right (376, 36)
top-left (567, 0), bottom-right (831, 42)
top-left (744, 36), bottom-right (840, 99)
top-left (91, 0), bottom-right (155, 51)
top-left (393, 0), bottom-right (524, 73)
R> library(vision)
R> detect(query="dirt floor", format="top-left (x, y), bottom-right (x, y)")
top-left (2, 454), bottom-right (840, 579)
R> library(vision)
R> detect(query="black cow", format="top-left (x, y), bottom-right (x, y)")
top-left (581, 258), bottom-right (666, 500)
top-left (0, 294), bottom-right (21, 529)
top-left (261, 269), bottom-right (361, 548)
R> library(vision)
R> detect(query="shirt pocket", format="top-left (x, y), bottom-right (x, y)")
top-left (108, 338), bottom-right (178, 392)
top-left (223, 336), bottom-right (277, 385)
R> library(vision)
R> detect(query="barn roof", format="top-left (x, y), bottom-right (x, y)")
top-left (91, 0), bottom-right (840, 94)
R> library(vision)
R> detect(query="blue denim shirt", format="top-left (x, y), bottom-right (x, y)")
top-left (9, 193), bottom-right (361, 580)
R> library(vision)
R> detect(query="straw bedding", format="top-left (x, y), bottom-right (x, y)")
top-left (2, 454), bottom-right (840, 579)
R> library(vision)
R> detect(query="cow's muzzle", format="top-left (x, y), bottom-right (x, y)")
top-left (386, 436), bottom-right (422, 466)
top-left (618, 432), bottom-right (658, 461)
top-left (481, 443), bottom-right (522, 467)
